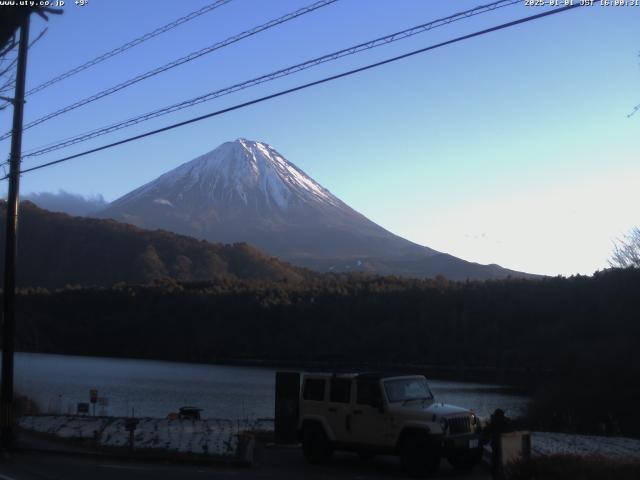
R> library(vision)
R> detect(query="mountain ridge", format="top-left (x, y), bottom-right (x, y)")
top-left (93, 138), bottom-right (533, 280)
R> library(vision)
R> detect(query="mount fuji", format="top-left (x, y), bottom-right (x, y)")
top-left (97, 139), bottom-right (531, 280)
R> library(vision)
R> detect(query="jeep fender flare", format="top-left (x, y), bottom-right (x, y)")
top-left (300, 416), bottom-right (336, 442)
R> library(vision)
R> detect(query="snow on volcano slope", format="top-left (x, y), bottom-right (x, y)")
top-left (110, 139), bottom-right (342, 213)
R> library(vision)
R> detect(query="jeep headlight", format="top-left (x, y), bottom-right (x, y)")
top-left (439, 417), bottom-right (448, 433)
top-left (470, 414), bottom-right (478, 427)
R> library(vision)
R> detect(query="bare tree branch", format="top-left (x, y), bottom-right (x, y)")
top-left (0, 28), bottom-right (48, 110)
top-left (0, 57), bottom-right (18, 78)
top-left (0, 36), bottom-right (16, 59)
top-left (0, 74), bottom-right (16, 92)
top-left (609, 227), bottom-right (640, 268)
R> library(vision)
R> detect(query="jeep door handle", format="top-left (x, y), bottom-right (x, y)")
top-left (353, 409), bottom-right (363, 415)
top-left (328, 407), bottom-right (337, 413)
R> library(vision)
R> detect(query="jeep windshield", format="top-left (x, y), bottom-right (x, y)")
top-left (383, 377), bottom-right (434, 403)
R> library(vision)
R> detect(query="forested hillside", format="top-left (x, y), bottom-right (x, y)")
top-left (0, 201), bottom-right (308, 287)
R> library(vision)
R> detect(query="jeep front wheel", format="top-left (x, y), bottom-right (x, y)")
top-left (447, 447), bottom-right (482, 470)
top-left (357, 450), bottom-right (376, 461)
top-left (399, 431), bottom-right (440, 477)
top-left (302, 424), bottom-right (333, 464)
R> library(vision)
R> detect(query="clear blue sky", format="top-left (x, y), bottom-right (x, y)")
top-left (0, 0), bottom-right (638, 276)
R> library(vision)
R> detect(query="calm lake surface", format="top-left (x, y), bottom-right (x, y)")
top-left (15, 353), bottom-right (529, 420)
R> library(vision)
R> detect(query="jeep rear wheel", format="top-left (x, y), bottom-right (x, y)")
top-left (302, 424), bottom-right (333, 464)
top-left (399, 431), bottom-right (441, 478)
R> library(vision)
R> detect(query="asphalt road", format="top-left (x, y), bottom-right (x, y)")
top-left (0, 446), bottom-right (492, 480)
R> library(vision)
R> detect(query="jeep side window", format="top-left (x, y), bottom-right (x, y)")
top-left (356, 380), bottom-right (382, 407)
top-left (329, 378), bottom-right (351, 403)
top-left (302, 378), bottom-right (326, 401)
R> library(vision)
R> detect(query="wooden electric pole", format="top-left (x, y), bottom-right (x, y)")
top-left (1, 14), bottom-right (30, 450)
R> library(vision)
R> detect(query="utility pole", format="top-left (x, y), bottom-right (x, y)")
top-left (1, 15), bottom-right (30, 450)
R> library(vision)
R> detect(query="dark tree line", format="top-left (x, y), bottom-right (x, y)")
top-left (8, 268), bottom-right (640, 434)
top-left (15, 270), bottom-right (638, 371)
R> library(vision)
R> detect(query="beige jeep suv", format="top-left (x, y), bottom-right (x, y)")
top-left (298, 372), bottom-right (483, 477)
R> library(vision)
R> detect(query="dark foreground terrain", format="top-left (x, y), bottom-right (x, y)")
top-left (0, 446), bottom-right (490, 480)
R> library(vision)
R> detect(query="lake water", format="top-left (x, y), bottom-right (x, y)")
top-left (14, 352), bottom-right (529, 420)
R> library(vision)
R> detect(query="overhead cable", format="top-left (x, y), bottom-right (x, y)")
top-left (22, 0), bottom-right (520, 159)
top-left (0, 0), bottom-right (338, 141)
top-left (25, 0), bottom-right (234, 96)
top-left (3, 3), bottom-right (583, 181)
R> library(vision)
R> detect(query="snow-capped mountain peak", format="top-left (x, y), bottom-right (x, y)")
top-left (113, 139), bottom-right (340, 212)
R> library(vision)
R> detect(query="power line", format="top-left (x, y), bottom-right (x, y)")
top-left (24, 0), bottom-right (234, 97)
top-left (0, 35), bottom-right (17, 59)
top-left (21, 0), bottom-right (520, 160)
top-left (0, 28), bottom-right (48, 108)
top-left (0, 0), bottom-right (338, 142)
top-left (2, 3), bottom-right (583, 181)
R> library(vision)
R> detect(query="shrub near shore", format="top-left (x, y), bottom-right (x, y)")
top-left (524, 371), bottom-right (640, 437)
top-left (15, 392), bottom-right (40, 416)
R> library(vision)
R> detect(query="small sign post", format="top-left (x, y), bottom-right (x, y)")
top-left (125, 417), bottom-right (139, 453)
top-left (90, 389), bottom-right (98, 417)
top-left (98, 397), bottom-right (109, 416)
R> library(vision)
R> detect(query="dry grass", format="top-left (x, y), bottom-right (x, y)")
top-left (506, 455), bottom-right (640, 480)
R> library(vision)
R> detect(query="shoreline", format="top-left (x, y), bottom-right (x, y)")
top-left (14, 350), bottom-right (535, 393)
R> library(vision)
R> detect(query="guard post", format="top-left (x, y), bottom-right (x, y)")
top-left (490, 408), bottom-right (531, 479)
top-left (274, 371), bottom-right (300, 444)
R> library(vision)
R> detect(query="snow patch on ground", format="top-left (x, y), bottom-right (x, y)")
top-left (24, 420), bottom-right (640, 462)
top-left (532, 432), bottom-right (640, 459)
top-left (19, 415), bottom-right (110, 439)
top-left (18, 415), bottom-right (250, 458)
